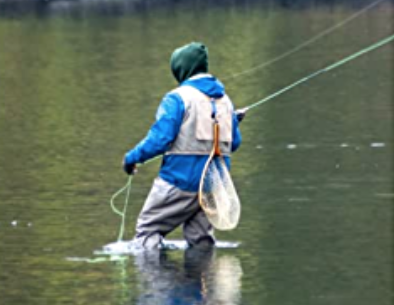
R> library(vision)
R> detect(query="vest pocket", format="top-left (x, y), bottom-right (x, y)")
top-left (195, 99), bottom-right (232, 143)
top-left (196, 99), bottom-right (214, 141)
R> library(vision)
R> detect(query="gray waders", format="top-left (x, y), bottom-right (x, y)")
top-left (134, 177), bottom-right (215, 249)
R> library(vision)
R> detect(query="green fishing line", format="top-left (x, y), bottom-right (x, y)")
top-left (223, 0), bottom-right (385, 81)
top-left (110, 156), bottom-right (161, 241)
top-left (246, 33), bottom-right (394, 111)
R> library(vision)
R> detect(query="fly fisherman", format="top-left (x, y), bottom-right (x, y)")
top-left (123, 42), bottom-right (245, 249)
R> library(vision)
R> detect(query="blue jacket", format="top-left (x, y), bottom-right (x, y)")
top-left (124, 75), bottom-right (242, 192)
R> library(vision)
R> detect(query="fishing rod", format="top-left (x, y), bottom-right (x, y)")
top-left (223, 0), bottom-right (386, 81)
top-left (240, 33), bottom-right (394, 113)
top-left (110, 33), bottom-right (394, 241)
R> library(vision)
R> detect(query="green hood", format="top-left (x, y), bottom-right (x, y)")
top-left (170, 42), bottom-right (209, 83)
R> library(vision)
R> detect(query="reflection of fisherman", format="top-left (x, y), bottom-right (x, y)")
top-left (133, 249), bottom-right (243, 305)
top-left (123, 42), bottom-right (244, 249)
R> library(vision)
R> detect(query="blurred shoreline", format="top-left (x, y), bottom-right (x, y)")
top-left (0, 0), bottom-right (387, 19)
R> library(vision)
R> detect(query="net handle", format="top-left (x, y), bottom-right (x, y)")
top-left (213, 122), bottom-right (221, 156)
top-left (199, 121), bottom-right (221, 210)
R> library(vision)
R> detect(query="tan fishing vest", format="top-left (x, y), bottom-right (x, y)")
top-left (166, 85), bottom-right (233, 156)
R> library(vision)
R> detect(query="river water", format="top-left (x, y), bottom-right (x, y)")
top-left (0, 0), bottom-right (393, 304)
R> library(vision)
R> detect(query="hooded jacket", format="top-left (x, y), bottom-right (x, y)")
top-left (124, 74), bottom-right (242, 192)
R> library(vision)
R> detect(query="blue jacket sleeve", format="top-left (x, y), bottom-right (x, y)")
top-left (124, 93), bottom-right (184, 165)
top-left (231, 112), bottom-right (242, 152)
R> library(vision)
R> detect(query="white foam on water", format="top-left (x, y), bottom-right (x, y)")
top-left (287, 144), bottom-right (297, 149)
top-left (66, 257), bottom-right (96, 262)
top-left (340, 143), bottom-right (349, 147)
top-left (97, 241), bottom-right (137, 256)
top-left (370, 142), bottom-right (385, 148)
top-left (96, 239), bottom-right (240, 256)
top-left (66, 256), bottom-right (128, 263)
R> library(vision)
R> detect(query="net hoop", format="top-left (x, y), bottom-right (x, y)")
top-left (198, 122), bottom-right (241, 230)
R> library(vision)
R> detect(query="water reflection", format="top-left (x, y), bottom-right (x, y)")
top-left (133, 249), bottom-right (243, 305)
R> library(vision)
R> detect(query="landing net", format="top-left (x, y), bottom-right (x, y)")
top-left (199, 155), bottom-right (241, 231)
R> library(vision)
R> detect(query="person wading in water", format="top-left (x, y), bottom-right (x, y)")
top-left (123, 42), bottom-right (245, 249)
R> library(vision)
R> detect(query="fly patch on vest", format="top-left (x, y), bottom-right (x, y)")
top-left (166, 85), bottom-right (233, 156)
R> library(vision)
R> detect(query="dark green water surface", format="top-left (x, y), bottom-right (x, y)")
top-left (0, 1), bottom-right (393, 304)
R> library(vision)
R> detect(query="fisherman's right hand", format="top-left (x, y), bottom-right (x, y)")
top-left (123, 154), bottom-right (137, 175)
top-left (123, 162), bottom-right (137, 175)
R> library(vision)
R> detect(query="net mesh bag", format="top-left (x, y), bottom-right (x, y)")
top-left (199, 155), bottom-right (241, 230)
